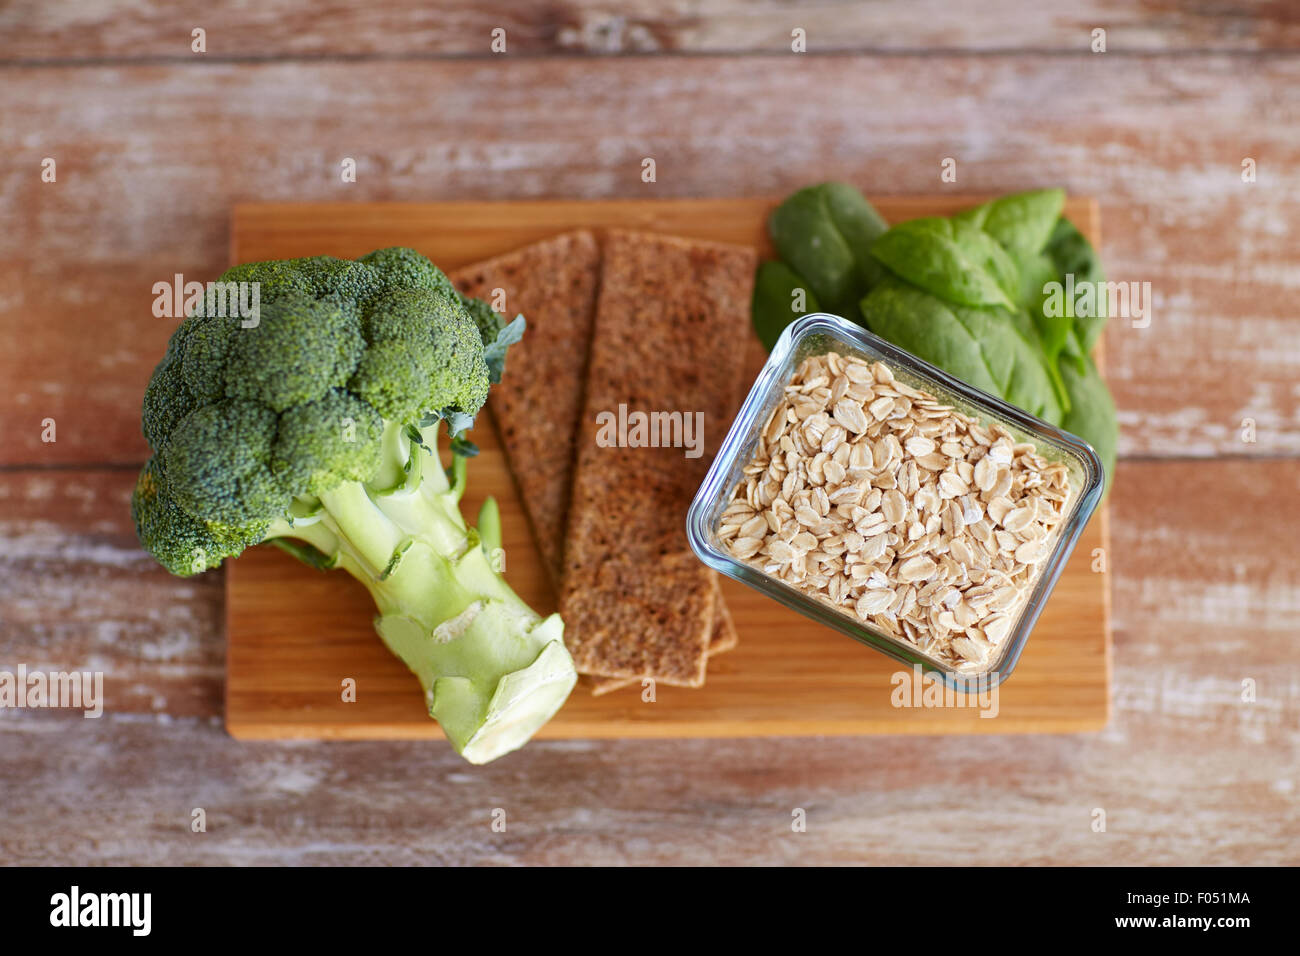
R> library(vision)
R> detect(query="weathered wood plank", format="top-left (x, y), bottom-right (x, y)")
top-left (0, 683), bottom-right (1293, 865)
top-left (0, 460), bottom-right (1294, 862)
top-left (3, 0), bottom-right (1298, 61)
top-left (0, 469), bottom-right (225, 717)
top-left (3, 460), bottom-right (1294, 722)
top-left (2, 55), bottom-right (1297, 466)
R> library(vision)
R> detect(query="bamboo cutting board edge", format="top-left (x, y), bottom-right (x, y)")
top-left (225, 195), bottom-right (1111, 742)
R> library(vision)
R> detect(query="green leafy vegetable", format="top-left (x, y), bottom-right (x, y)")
top-left (860, 281), bottom-right (1063, 423)
top-left (1014, 250), bottom-right (1072, 364)
top-left (751, 260), bottom-right (821, 350)
top-left (955, 188), bottom-right (1065, 259)
top-left (868, 217), bottom-right (1019, 310)
top-left (768, 182), bottom-right (888, 314)
top-left (1042, 217), bottom-right (1108, 372)
top-left (753, 183), bottom-right (1120, 494)
top-left (1059, 355), bottom-right (1118, 491)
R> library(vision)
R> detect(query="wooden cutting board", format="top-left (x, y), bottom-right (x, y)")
top-left (226, 196), bottom-right (1111, 741)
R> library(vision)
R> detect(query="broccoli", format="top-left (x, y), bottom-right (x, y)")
top-left (132, 248), bottom-right (575, 764)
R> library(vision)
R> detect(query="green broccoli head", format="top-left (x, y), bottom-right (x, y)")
top-left (360, 246), bottom-right (459, 300)
top-left (163, 400), bottom-right (290, 525)
top-left (224, 294), bottom-right (364, 413)
top-left (220, 255), bottom-right (381, 305)
top-left (272, 388), bottom-right (385, 497)
top-left (135, 247), bottom-right (492, 573)
top-left (131, 456), bottom-right (270, 576)
top-left (351, 286), bottom-right (489, 421)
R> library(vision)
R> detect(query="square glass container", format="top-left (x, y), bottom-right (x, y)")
top-left (687, 313), bottom-right (1104, 688)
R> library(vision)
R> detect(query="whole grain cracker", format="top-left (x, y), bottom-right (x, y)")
top-left (589, 579), bottom-right (737, 696)
top-left (451, 231), bottom-right (603, 584)
top-left (452, 232), bottom-right (738, 691)
top-left (560, 230), bottom-right (756, 687)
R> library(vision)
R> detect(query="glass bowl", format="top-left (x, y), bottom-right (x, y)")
top-left (686, 313), bottom-right (1104, 689)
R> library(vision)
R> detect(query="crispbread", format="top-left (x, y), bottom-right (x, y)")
top-left (450, 231), bottom-right (602, 584)
top-left (589, 579), bottom-right (736, 696)
top-left (560, 230), bottom-right (757, 687)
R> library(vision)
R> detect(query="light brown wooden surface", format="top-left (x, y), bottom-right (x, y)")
top-left (3, 55), bottom-right (1298, 467)
top-left (6, 1), bottom-right (1299, 59)
top-left (225, 197), bottom-right (1111, 739)
top-left (4, 459), bottom-right (1293, 865)
top-left (1, 4), bottom-right (1297, 865)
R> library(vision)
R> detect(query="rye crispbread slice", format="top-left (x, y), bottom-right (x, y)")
top-left (559, 230), bottom-right (756, 687)
top-left (452, 231), bottom-right (742, 692)
top-left (451, 231), bottom-right (603, 582)
top-left (589, 580), bottom-right (737, 696)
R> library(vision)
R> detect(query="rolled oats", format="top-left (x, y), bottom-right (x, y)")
top-left (718, 353), bottom-right (1071, 673)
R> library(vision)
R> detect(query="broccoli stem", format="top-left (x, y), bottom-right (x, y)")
top-left (265, 422), bottom-right (575, 764)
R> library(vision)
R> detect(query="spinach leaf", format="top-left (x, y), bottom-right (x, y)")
top-left (1010, 249), bottom-right (1073, 406)
top-left (756, 184), bottom-right (1119, 497)
top-left (768, 183), bottom-right (888, 315)
top-left (859, 280), bottom-right (1064, 423)
top-left (1059, 354), bottom-right (1117, 493)
top-left (1043, 216), bottom-right (1108, 372)
top-left (956, 189), bottom-right (1065, 259)
top-left (751, 260), bottom-right (820, 351)
top-left (1005, 302), bottom-right (1071, 415)
top-left (869, 217), bottom-right (1019, 310)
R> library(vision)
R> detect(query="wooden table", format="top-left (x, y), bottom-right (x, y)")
top-left (1, 1), bottom-right (1296, 865)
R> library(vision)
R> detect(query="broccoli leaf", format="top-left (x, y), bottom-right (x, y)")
top-left (443, 408), bottom-right (475, 436)
top-left (483, 314), bottom-right (526, 385)
top-left (449, 433), bottom-right (480, 458)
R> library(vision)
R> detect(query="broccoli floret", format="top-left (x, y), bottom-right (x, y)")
top-left (131, 457), bottom-right (268, 576)
top-left (272, 389), bottom-right (383, 496)
top-left (224, 294), bottom-right (364, 412)
top-left (141, 346), bottom-right (199, 451)
top-left (459, 293), bottom-right (506, 345)
top-left (220, 255), bottom-right (380, 306)
top-left (351, 287), bottom-right (489, 421)
top-left (163, 400), bottom-right (289, 525)
top-left (132, 247), bottom-right (573, 764)
top-left (180, 313), bottom-right (240, 402)
top-left (360, 246), bottom-right (459, 301)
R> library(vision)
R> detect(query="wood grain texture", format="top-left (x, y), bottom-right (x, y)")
top-left (1, 8), bottom-right (1297, 864)
top-left (0, 468), bottom-right (225, 718)
top-left (2, 55), bottom-right (1298, 467)
top-left (0, 709), bottom-right (1294, 866)
top-left (223, 196), bottom-right (1110, 739)
top-left (5, 0), bottom-right (1300, 61)
top-left (2, 459), bottom-right (1293, 863)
